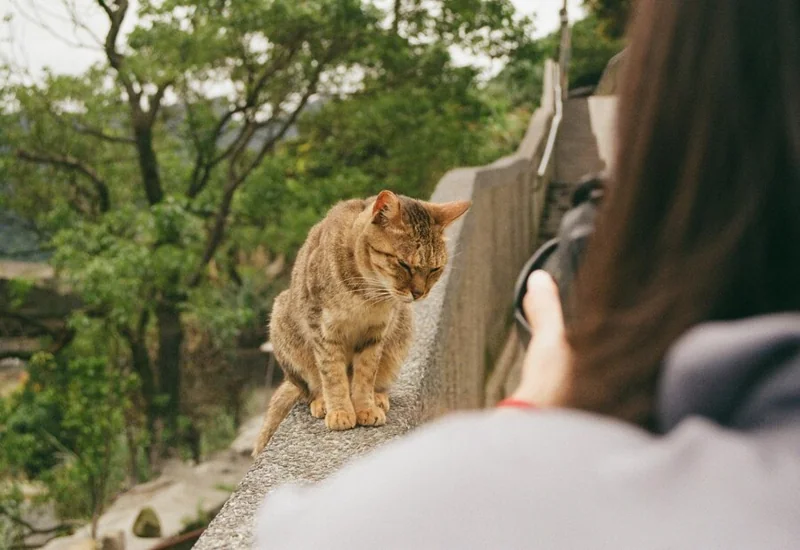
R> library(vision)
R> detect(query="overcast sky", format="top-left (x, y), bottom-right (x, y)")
top-left (0, 0), bottom-right (585, 81)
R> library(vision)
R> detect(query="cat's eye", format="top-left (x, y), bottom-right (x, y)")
top-left (398, 260), bottom-right (412, 274)
top-left (430, 267), bottom-right (442, 273)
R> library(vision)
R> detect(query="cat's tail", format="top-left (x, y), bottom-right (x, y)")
top-left (252, 380), bottom-right (302, 458)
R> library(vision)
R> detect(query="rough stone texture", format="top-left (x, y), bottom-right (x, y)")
top-left (193, 60), bottom-right (560, 550)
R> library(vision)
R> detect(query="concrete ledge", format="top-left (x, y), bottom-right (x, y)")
top-left (194, 59), bottom-right (560, 550)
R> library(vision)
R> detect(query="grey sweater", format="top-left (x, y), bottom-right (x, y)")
top-left (254, 314), bottom-right (800, 549)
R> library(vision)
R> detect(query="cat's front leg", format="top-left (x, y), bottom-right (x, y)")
top-left (351, 342), bottom-right (387, 427)
top-left (313, 339), bottom-right (356, 431)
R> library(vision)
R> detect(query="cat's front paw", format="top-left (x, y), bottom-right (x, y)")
top-left (325, 409), bottom-right (356, 431)
top-left (356, 404), bottom-right (387, 426)
top-left (310, 397), bottom-right (326, 419)
top-left (374, 392), bottom-right (390, 413)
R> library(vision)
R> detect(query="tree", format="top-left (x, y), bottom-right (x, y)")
top-left (490, 13), bottom-right (625, 96)
top-left (567, 14), bottom-right (626, 89)
top-left (0, 353), bottom-right (133, 545)
top-left (3, 0), bottom-right (380, 454)
top-left (1, 0), bottom-right (533, 467)
top-left (584, 0), bottom-right (634, 39)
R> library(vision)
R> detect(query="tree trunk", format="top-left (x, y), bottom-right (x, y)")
top-left (128, 331), bottom-right (156, 469)
top-left (124, 414), bottom-right (139, 484)
top-left (89, 474), bottom-right (100, 541)
top-left (132, 121), bottom-right (164, 205)
top-left (156, 302), bottom-right (183, 440)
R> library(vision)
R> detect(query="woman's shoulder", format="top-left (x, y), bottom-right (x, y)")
top-left (255, 409), bottom-right (800, 550)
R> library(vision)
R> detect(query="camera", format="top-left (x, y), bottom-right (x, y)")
top-left (513, 173), bottom-right (605, 347)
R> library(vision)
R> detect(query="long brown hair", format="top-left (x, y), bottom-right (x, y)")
top-left (567, 0), bottom-right (800, 427)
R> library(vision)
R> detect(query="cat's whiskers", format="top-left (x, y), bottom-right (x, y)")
top-left (361, 287), bottom-right (396, 303)
top-left (340, 276), bottom-right (388, 289)
top-left (339, 275), bottom-right (398, 304)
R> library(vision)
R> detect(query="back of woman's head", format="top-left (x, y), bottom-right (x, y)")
top-left (568, 0), bottom-right (800, 426)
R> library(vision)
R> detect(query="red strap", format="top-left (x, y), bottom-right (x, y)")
top-left (496, 398), bottom-right (538, 409)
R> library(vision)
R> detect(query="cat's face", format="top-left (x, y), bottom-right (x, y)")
top-left (363, 191), bottom-right (470, 303)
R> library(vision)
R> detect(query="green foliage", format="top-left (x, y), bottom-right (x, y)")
top-left (0, 484), bottom-right (26, 548)
top-left (6, 278), bottom-right (34, 310)
top-left (486, 43), bottom-right (551, 110)
top-left (491, 13), bottom-right (625, 95)
top-left (0, 0), bottom-right (540, 530)
top-left (0, 353), bottom-right (134, 525)
top-left (198, 409), bottom-right (237, 457)
top-left (584, 0), bottom-right (634, 39)
top-left (568, 15), bottom-right (626, 89)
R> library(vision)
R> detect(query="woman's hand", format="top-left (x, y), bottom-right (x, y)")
top-left (510, 270), bottom-right (573, 407)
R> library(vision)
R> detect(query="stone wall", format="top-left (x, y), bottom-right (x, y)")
top-left (194, 59), bottom-right (561, 550)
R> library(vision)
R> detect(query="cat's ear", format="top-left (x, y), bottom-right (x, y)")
top-left (430, 200), bottom-right (471, 228)
top-left (372, 190), bottom-right (402, 226)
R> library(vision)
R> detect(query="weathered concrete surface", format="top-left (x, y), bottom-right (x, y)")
top-left (587, 96), bottom-right (618, 172)
top-left (555, 99), bottom-right (601, 182)
top-left (0, 261), bottom-right (53, 280)
top-left (594, 48), bottom-right (627, 96)
top-left (193, 60), bottom-right (561, 550)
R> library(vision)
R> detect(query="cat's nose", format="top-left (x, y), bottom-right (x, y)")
top-left (411, 289), bottom-right (424, 300)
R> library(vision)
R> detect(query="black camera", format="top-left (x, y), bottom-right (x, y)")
top-left (513, 173), bottom-right (604, 347)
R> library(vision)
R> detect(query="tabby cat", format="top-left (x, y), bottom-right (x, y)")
top-left (252, 190), bottom-right (470, 456)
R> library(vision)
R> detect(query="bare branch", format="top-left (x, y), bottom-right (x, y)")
top-left (93, 1), bottom-right (165, 205)
top-left (73, 123), bottom-right (135, 144)
top-left (97, 0), bottom-right (139, 106)
top-left (42, 100), bottom-right (135, 145)
top-left (0, 503), bottom-right (79, 547)
top-left (244, 74), bottom-right (323, 178)
top-left (185, 108), bottom-right (242, 199)
top-left (1, 310), bottom-right (62, 338)
top-left (61, 0), bottom-right (105, 47)
top-left (185, 43), bottom-right (303, 198)
top-left (147, 80), bottom-right (174, 125)
top-left (188, 65), bottom-right (324, 287)
top-left (96, 0), bottom-right (114, 20)
top-left (16, 149), bottom-right (111, 212)
top-left (9, 0), bottom-right (102, 52)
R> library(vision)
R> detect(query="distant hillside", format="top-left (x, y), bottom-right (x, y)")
top-left (0, 209), bottom-right (49, 262)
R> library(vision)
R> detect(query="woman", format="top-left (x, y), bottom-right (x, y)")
top-left (255, 1), bottom-right (800, 548)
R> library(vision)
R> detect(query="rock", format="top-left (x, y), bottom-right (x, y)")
top-left (100, 531), bottom-right (125, 550)
top-left (132, 507), bottom-right (161, 538)
top-left (66, 539), bottom-right (96, 550)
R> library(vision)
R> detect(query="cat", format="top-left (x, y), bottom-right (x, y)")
top-left (252, 190), bottom-right (470, 456)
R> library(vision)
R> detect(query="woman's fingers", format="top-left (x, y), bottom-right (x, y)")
top-left (510, 270), bottom-right (572, 407)
top-left (523, 270), bottom-right (565, 339)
